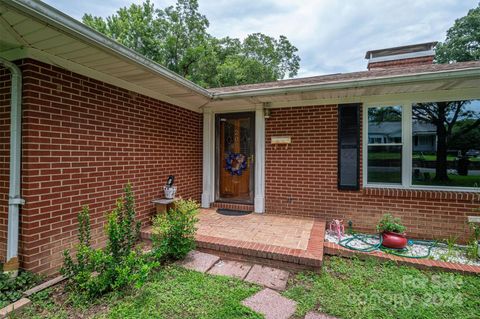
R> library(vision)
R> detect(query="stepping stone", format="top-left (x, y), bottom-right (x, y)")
top-left (305, 311), bottom-right (339, 319)
top-left (242, 288), bottom-right (296, 319)
top-left (244, 264), bottom-right (290, 290)
top-left (208, 260), bottom-right (253, 279)
top-left (176, 250), bottom-right (220, 273)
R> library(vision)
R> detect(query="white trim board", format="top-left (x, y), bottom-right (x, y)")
top-left (201, 106), bottom-right (265, 213)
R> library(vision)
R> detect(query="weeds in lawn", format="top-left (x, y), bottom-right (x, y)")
top-left (0, 270), bottom-right (40, 308)
top-left (466, 222), bottom-right (480, 260)
top-left (439, 235), bottom-right (459, 262)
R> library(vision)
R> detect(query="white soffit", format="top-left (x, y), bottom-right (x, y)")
top-left (0, 0), bottom-right (211, 112)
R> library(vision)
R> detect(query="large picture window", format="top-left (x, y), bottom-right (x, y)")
top-left (367, 106), bottom-right (402, 184)
top-left (412, 100), bottom-right (480, 188)
top-left (365, 99), bottom-right (480, 190)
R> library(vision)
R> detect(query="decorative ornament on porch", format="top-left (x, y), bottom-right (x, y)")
top-left (163, 175), bottom-right (176, 199)
top-left (329, 219), bottom-right (345, 241)
top-left (225, 152), bottom-right (247, 175)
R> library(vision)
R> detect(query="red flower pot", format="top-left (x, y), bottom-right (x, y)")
top-left (381, 231), bottom-right (408, 249)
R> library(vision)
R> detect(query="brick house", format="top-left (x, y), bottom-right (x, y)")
top-left (1, 0), bottom-right (479, 275)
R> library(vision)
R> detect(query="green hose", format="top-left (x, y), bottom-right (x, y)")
top-left (338, 234), bottom-right (438, 259)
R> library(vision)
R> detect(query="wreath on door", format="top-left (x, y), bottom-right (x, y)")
top-left (225, 152), bottom-right (247, 176)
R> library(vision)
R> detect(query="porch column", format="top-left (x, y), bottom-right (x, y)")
top-left (254, 105), bottom-right (265, 213)
top-left (201, 107), bottom-right (214, 208)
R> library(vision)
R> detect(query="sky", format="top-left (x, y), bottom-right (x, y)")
top-left (43, 0), bottom-right (477, 78)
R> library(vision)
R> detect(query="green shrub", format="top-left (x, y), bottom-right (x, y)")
top-left (0, 271), bottom-right (40, 308)
top-left (151, 199), bottom-right (199, 260)
top-left (106, 183), bottom-right (141, 262)
top-left (61, 183), bottom-right (158, 300)
top-left (376, 213), bottom-right (406, 234)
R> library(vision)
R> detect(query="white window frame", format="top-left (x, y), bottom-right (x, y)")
top-left (363, 99), bottom-right (480, 192)
top-left (364, 104), bottom-right (406, 187)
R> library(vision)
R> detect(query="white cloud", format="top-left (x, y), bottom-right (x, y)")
top-left (43, 0), bottom-right (477, 77)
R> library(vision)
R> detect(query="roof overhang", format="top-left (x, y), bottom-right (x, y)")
top-left (0, 0), bottom-right (212, 112)
top-left (206, 68), bottom-right (480, 111)
top-left (1, 0), bottom-right (479, 114)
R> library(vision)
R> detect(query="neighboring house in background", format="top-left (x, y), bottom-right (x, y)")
top-left (1, 0), bottom-right (479, 275)
top-left (368, 121), bottom-right (437, 153)
top-left (412, 121), bottom-right (437, 153)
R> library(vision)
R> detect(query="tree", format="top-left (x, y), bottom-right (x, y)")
top-left (413, 101), bottom-right (480, 181)
top-left (449, 120), bottom-right (480, 155)
top-left (435, 3), bottom-right (480, 63)
top-left (82, 0), bottom-right (300, 88)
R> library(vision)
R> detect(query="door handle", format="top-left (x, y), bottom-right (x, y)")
top-left (248, 155), bottom-right (254, 167)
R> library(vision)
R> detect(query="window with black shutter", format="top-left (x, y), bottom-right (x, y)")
top-left (338, 104), bottom-right (360, 190)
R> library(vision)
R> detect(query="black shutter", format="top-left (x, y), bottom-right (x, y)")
top-left (338, 104), bottom-right (360, 190)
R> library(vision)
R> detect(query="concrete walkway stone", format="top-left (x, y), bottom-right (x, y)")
top-left (207, 260), bottom-right (252, 279)
top-left (305, 311), bottom-right (339, 319)
top-left (176, 251), bottom-right (220, 273)
top-left (245, 264), bottom-right (290, 290)
top-left (242, 288), bottom-right (296, 319)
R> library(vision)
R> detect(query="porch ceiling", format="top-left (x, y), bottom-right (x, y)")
top-left (0, 0), bottom-right (210, 112)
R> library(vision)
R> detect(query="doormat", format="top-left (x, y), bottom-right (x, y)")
top-left (217, 208), bottom-right (252, 216)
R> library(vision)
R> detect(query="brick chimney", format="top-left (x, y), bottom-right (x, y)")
top-left (365, 42), bottom-right (437, 70)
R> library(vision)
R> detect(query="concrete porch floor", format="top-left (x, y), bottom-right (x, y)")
top-left (142, 209), bottom-right (325, 271)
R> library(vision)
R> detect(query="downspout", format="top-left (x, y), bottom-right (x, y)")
top-left (0, 57), bottom-right (25, 276)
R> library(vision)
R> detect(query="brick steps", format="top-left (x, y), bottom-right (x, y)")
top-left (141, 219), bottom-right (325, 272)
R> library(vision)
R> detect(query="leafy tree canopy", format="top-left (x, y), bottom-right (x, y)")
top-left (435, 3), bottom-right (480, 63)
top-left (83, 0), bottom-right (300, 88)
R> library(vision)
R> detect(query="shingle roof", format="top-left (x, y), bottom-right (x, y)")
top-left (208, 61), bottom-right (480, 94)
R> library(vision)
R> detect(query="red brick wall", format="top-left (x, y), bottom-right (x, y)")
top-left (368, 56), bottom-right (434, 70)
top-left (14, 59), bottom-right (202, 274)
top-left (0, 68), bottom-right (11, 262)
top-left (265, 105), bottom-right (479, 242)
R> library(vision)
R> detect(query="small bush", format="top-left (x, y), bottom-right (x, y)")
top-left (151, 199), bottom-right (199, 260)
top-left (376, 213), bottom-right (406, 234)
top-left (61, 183), bottom-right (158, 300)
top-left (106, 184), bottom-right (141, 262)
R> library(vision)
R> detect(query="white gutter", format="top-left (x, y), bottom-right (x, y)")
top-left (4, 0), bottom-right (212, 99)
top-left (0, 57), bottom-right (25, 276)
top-left (211, 67), bottom-right (480, 100)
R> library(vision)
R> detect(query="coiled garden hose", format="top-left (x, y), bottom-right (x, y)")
top-left (338, 234), bottom-right (438, 259)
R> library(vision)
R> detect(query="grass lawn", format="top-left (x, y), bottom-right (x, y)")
top-left (284, 257), bottom-right (480, 319)
top-left (413, 174), bottom-right (480, 187)
top-left (20, 266), bottom-right (262, 319)
top-left (413, 154), bottom-right (480, 162)
top-left (20, 257), bottom-right (480, 319)
top-left (367, 171), bottom-right (402, 183)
